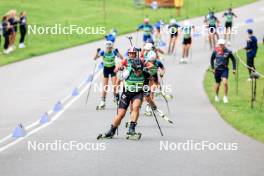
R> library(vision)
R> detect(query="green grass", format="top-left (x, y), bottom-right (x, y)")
top-left (204, 45), bottom-right (264, 142)
top-left (0, 0), bottom-right (256, 65)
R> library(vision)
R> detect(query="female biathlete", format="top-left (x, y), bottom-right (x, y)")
top-left (97, 58), bottom-right (160, 140)
top-left (94, 41), bottom-right (124, 110)
top-left (181, 20), bottom-right (195, 63)
top-left (168, 18), bottom-right (181, 55)
top-left (204, 11), bottom-right (220, 50)
top-left (222, 8), bottom-right (237, 45)
top-left (137, 18), bottom-right (153, 44)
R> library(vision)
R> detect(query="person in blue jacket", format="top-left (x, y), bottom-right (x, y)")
top-left (244, 29), bottom-right (258, 80)
top-left (137, 18), bottom-right (153, 43)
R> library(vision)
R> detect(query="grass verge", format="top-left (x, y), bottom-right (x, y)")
top-left (0, 0), bottom-right (257, 66)
top-left (204, 45), bottom-right (264, 142)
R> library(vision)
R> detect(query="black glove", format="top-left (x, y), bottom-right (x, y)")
top-left (152, 104), bottom-right (157, 110)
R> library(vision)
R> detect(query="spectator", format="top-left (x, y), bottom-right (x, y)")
top-left (7, 10), bottom-right (18, 52)
top-left (2, 15), bottom-right (11, 54)
top-left (244, 29), bottom-right (258, 81)
top-left (19, 11), bottom-right (27, 48)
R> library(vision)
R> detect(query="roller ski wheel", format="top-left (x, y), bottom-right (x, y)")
top-left (160, 114), bottom-right (173, 124)
top-left (166, 94), bottom-right (174, 100)
top-left (97, 133), bottom-right (113, 140)
top-left (125, 132), bottom-right (142, 140)
top-left (179, 59), bottom-right (188, 64)
top-left (96, 105), bottom-right (105, 110)
top-left (125, 122), bottom-right (130, 128)
top-left (144, 111), bottom-right (152, 117)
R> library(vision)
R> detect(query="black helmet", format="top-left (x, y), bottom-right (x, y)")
top-left (132, 58), bottom-right (144, 71)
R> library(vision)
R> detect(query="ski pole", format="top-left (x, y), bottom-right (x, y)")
top-left (85, 61), bottom-right (98, 106)
top-left (159, 75), bottom-right (171, 115)
top-left (236, 55), bottom-right (239, 95)
top-left (127, 36), bottom-right (133, 46)
top-left (150, 106), bottom-right (164, 136)
top-left (259, 87), bottom-right (264, 111)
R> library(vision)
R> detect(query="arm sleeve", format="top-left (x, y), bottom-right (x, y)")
top-left (210, 51), bottom-right (216, 69)
top-left (114, 48), bottom-right (119, 55)
top-left (229, 52), bottom-right (237, 70)
top-left (157, 61), bottom-right (164, 69)
top-left (138, 24), bottom-right (143, 30)
top-left (99, 50), bottom-right (104, 56)
top-left (245, 38), bottom-right (252, 50)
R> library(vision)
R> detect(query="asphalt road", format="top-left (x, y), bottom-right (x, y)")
top-left (0, 1), bottom-right (264, 176)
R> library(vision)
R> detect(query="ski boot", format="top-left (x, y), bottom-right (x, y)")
top-left (97, 125), bottom-right (117, 139)
top-left (96, 100), bottom-right (106, 110)
top-left (155, 108), bottom-right (173, 124)
top-left (144, 104), bottom-right (152, 117)
top-left (125, 122), bottom-right (141, 140)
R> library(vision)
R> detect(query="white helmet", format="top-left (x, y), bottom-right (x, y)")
top-left (170, 18), bottom-right (176, 24)
top-left (217, 39), bottom-right (226, 45)
top-left (144, 43), bottom-right (153, 51)
top-left (147, 50), bottom-right (157, 62)
top-left (105, 41), bottom-right (113, 48)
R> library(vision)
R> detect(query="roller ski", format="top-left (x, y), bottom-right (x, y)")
top-left (125, 122), bottom-right (142, 140)
top-left (154, 108), bottom-right (173, 124)
top-left (160, 91), bottom-right (174, 100)
top-left (96, 100), bottom-right (106, 110)
top-left (144, 104), bottom-right (152, 117)
top-left (97, 125), bottom-right (116, 140)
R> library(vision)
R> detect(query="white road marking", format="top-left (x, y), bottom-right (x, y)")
top-left (0, 69), bottom-right (101, 152)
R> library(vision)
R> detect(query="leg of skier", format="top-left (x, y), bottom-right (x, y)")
top-left (97, 77), bottom-right (108, 110)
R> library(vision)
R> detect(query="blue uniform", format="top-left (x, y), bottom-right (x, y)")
top-left (138, 24), bottom-right (153, 42)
